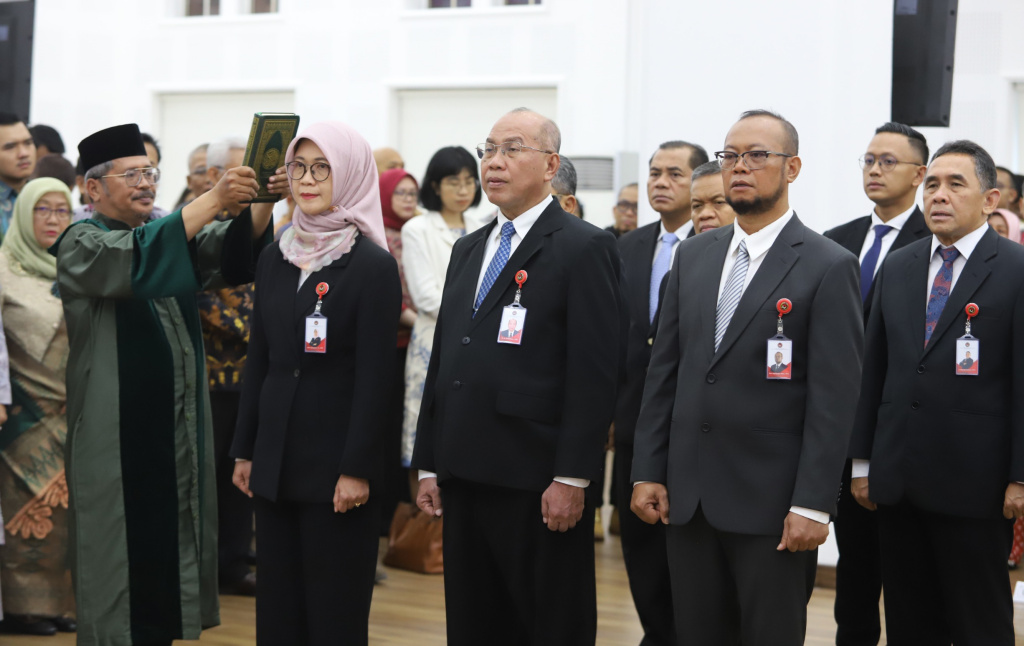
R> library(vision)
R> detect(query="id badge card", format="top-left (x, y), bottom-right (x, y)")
top-left (305, 313), bottom-right (327, 353)
top-left (766, 336), bottom-right (792, 380)
top-left (497, 305), bottom-right (526, 345)
top-left (955, 335), bottom-right (979, 376)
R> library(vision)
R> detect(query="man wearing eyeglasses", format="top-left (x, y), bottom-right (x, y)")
top-left (412, 107), bottom-right (621, 646)
top-left (49, 123), bottom-right (281, 646)
top-left (175, 143), bottom-right (213, 211)
top-left (823, 121), bottom-right (929, 646)
top-left (631, 109), bottom-right (863, 644)
top-left (606, 184), bottom-right (639, 237)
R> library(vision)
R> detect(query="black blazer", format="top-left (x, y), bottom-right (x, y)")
top-left (410, 200), bottom-right (622, 492)
top-left (231, 237), bottom-right (402, 502)
top-left (614, 221), bottom-right (662, 448)
top-left (849, 227), bottom-right (1024, 520)
top-left (824, 206), bottom-right (929, 320)
top-left (632, 215), bottom-right (864, 535)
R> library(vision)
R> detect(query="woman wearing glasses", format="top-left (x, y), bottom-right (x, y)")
top-left (400, 146), bottom-right (482, 485)
top-left (230, 121), bottom-right (401, 645)
top-left (0, 178), bottom-right (75, 635)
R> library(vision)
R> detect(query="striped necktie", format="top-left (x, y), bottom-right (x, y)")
top-left (714, 240), bottom-right (749, 351)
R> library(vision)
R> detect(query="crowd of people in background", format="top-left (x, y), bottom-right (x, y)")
top-left (0, 105), bottom-right (1023, 646)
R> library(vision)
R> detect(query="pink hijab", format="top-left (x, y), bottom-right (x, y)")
top-left (991, 208), bottom-right (1022, 245)
top-left (278, 121), bottom-right (388, 272)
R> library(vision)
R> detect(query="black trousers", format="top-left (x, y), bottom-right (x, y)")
top-left (613, 443), bottom-right (674, 646)
top-left (876, 502), bottom-right (1014, 646)
top-left (665, 506), bottom-right (816, 645)
top-left (210, 389), bottom-right (254, 585)
top-left (252, 496), bottom-right (379, 646)
top-left (833, 459), bottom-right (882, 646)
top-left (440, 479), bottom-right (597, 646)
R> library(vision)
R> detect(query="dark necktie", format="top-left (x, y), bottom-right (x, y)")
top-left (924, 246), bottom-right (959, 346)
top-left (860, 224), bottom-right (893, 302)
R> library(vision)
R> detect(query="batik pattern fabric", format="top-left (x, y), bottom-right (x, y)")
top-left (197, 284), bottom-right (254, 392)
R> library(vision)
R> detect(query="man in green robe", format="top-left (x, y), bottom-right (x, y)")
top-left (49, 123), bottom-right (275, 646)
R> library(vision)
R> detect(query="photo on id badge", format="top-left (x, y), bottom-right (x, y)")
top-left (497, 306), bottom-right (526, 345)
top-left (305, 316), bottom-right (326, 353)
top-left (955, 337), bottom-right (979, 376)
top-left (766, 339), bottom-right (792, 379)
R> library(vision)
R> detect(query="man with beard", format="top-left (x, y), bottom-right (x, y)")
top-left (630, 110), bottom-right (863, 643)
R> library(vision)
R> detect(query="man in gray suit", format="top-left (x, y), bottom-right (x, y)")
top-left (630, 109), bottom-right (864, 644)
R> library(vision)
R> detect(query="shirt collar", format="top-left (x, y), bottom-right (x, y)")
top-left (929, 222), bottom-right (989, 261)
top-left (659, 219), bottom-right (692, 242)
top-left (727, 209), bottom-right (794, 261)
top-left (494, 195), bottom-right (552, 241)
top-left (870, 203), bottom-right (916, 232)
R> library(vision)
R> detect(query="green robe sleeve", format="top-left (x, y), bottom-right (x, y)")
top-left (195, 208), bottom-right (273, 291)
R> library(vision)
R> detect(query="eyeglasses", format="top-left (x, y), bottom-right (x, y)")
top-left (858, 154), bottom-right (921, 172)
top-left (285, 161), bottom-right (331, 182)
top-left (714, 151), bottom-right (793, 171)
top-left (101, 167), bottom-right (161, 187)
top-left (440, 177), bottom-right (479, 191)
top-left (476, 142), bottom-right (554, 161)
top-left (393, 189), bottom-right (418, 199)
top-left (615, 200), bottom-right (638, 213)
top-left (33, 205), bottom-right (71, 221)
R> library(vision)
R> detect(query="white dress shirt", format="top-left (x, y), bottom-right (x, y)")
top-left (857, 204), bottom-right (917, 279)
top-left (650, 220), bottom-right (693, 270)
top-left (422, 196), bottom-right (589, 489)
top-left (852, 222), bottom-right (991, 480)
top-left (715, 210), bottom-right (829, 524)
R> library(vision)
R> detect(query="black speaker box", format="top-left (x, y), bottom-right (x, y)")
top-left (0, 1), bottom-right (35, 120)
top-left (891, 0), bottom-right (958, 127)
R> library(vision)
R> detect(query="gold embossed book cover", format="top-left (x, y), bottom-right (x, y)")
top-left (243, 112), bottom-right (300, 203)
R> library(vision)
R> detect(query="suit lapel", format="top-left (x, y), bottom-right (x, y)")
top-left (469, 204), bottom-right (565, 330)
top-left (891, 206), bottom-right (928, 251)
top-left (698, 226), bottom-right (733, 363)
top-left (842, 217), bottom-right (871, 256)
top-left (898, 243), bottom-right (930, 352)
top-left (293, 238), bottom-right (357, 321)
top-left (711, 217), bottom-right (802, 367)
top-left (921, 228), bottom-right (997, 359)
top-left (633, 224), bottom-right (659, 333)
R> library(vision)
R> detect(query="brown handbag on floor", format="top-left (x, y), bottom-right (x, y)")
top-left (383, 502), bottom-right (444, 574)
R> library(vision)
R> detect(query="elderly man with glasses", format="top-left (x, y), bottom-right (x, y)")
top-left (49, 123), bottom-right (284, 646)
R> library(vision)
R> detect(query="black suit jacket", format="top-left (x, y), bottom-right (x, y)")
top-left (231, 237), bottom-right (403, 502)
top-left (824, 206), bottom-right (929, 320)
top-left (849, 228), bottom-right (1024, 520)
top-left (632, 215), bottom-right (864, 535)
top-left (411, 200), bottom-right (621, 492)
top-left (614, 221), bottom-right (663, 448)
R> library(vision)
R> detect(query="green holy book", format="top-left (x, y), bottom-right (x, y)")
top-left (242, 112), bottom-right (300, 203)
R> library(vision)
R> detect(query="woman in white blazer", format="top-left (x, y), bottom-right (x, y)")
top-left (400, 147), bottom-right (484, 475)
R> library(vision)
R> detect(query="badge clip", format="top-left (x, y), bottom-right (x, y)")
top-left (314, 282), bottom-right (329, 314)
top-left (776, 298), bottom-right (792, 335)
top-left (513, 270), bottom-right (528, 306)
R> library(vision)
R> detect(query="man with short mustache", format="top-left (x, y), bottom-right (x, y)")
top-left (823, 121), bottom-right (930, 646)
top-left (631, 110), bottom-right (863, 643)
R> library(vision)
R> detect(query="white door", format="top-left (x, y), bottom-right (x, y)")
top-left (156, 91), bottom-right (295, 212)
top-left (395, 88), bottom-right (557, 224)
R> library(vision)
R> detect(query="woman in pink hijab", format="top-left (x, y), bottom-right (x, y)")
top-left (989, 208), bottom-right (1022, 244)
top-left (230, 121), bottom-right (402, 644)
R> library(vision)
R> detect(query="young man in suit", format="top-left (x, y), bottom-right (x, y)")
top-left (823, 121), bottom-right (930, 646)
top-left (850, 140), bottom-right (1024, 645)
top-left (412, 108), bottom-right (621, 646)
top-left (613, 153), bottom-right (721, 646)
top-left (631, 110), bottom-right (864, 644)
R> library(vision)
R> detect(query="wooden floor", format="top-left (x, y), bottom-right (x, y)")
top-left (6, 531), bottom-right (1024, 645)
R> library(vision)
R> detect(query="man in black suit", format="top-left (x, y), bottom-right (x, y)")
top-left (412, 107), bottom-right (620, 646)
top-left (822, 121), bottom-right (930, 646)
top-left (613, 152), bottom-right (720, 646)
top-left (850, 140), bottom-right (1024, 645)
top-left (631, 109), bottom-right (864, 644)
top-left (958, 350), bottom-right (974, 369)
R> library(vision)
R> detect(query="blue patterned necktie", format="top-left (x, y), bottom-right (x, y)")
top-left (860, 224), bottom-right (893, 302)
top-left (924, 246), bottom-right (959, 346)
top-left (649, 232), bottom-right (679, 323)
top-left (473, 221), bottom-right (516, 317)
top-left (714, 240), bottom-right (749, 351)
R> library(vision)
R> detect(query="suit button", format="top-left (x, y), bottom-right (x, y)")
top-left (701, 423), bottom-right (710, 433)
top-left (647, 338), bottom-right (654, 346)
top-left (706, 373), bottom-right (716, 384)
top-left (462, 336), bottom-right (471, 345)
top-left (453, 380), bottom-right (462, 390)
top-left (917, 365), bottom-right (925, 374)
top-left (293, 369), bottom-right (300, 378)
top-left (911, 401), bottom-right (920, 410)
